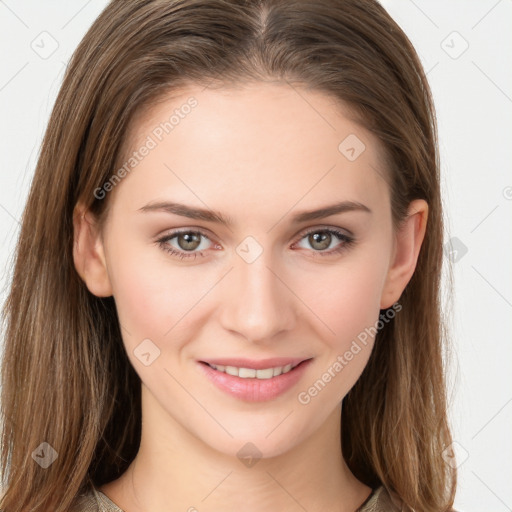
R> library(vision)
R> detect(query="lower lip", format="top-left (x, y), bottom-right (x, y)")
top-left (197, 359), bottom-right (313, 402)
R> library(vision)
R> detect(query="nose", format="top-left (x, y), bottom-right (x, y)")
top-left (218, 247), bottom-right (297, 343)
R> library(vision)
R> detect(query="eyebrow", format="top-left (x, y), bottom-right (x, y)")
top-left (138, 200), bottom-right (371, 227)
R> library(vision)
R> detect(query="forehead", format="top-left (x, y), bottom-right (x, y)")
top-left (112, 82), bottom-right (390, 220)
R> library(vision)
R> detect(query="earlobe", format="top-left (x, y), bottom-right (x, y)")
top-left (72, 204), bottom-right (113, 297)
top-left (380, 199), bottom-right (428, 309)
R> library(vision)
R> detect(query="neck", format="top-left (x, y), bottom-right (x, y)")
top-left (99, 386), bottom-right (371, 512)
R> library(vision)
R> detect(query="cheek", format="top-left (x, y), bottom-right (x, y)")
top-left (292, 270), bottom-right (386, 408)
top-left (297, 253), bottom-right (389, 345)
top-left (104, 236), bottom-right (185, 344)
top-left (105, 236), bottom-right (219, 362)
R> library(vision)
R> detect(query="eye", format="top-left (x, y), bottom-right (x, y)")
top-left (156, 226), bottom-right (355, 261)
top-left (156, 229), bottom-right (214, 260)
top-left (293, 227), bottom-right (355, 257)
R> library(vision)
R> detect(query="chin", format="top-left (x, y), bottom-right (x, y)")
top-left (210, 435), bottom-right (298, 464)
top-left (192, 411), bottom-right (318, 464)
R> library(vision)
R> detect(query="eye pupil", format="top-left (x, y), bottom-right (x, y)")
top-left (178, 232), bottom-right (201, 251)
top-left (309, 232), bottom-right (331, 250)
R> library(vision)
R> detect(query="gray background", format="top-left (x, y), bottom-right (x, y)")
top-left (1, 1), bottom-right (511, 510)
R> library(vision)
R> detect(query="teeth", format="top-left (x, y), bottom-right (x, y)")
top-left (209, 362), bottom-right (299, 379)
top-left (239, 367), bottom-right (256, 378)
top-left (225, 366), bottom-right (238, 376)
top-left (256, 368), bottom-right (274, 379)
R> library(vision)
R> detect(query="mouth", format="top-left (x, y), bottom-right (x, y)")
top-left (197, 357), bottom-right (314, 402)
top-left (200, 360), bottom-right (306, 379)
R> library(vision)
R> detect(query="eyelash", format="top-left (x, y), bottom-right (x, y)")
top-left (156, 227), bottom-right (355, 261)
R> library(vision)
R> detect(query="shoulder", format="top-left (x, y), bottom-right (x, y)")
top-left (69, 485), bottom-right (124, 512)
top-left (357, 486), bottom-right (404, 512)
top-left (358, 486), bottom-right (459, 512)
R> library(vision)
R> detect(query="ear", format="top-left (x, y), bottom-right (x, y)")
top-left (380, 199), bottom-right (428, 309)
top-left (72, 203), bottom-right (113, 297)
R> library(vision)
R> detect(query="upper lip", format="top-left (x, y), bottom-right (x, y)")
top-left (200, 357), bottom-right (311, 370)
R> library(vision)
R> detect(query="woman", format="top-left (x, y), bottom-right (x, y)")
top-left (0, 1), bottom-right (457, 511)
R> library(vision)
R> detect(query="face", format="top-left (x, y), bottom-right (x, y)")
top-left (81, 82), bottom-right (415, 460)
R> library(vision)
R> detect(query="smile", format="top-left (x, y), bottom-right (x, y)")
top-left (205, 362), bottom-right (301, 379)
top-left (197, 358), bottom-right (313, 402)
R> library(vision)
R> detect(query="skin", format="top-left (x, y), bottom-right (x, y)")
top-left (73, 82), bottom-right (427, 512)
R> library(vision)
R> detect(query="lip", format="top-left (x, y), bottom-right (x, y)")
top-left (200, 357), bottom-right (308, 370)
top-left (197, 358), bottom-right (313, 402)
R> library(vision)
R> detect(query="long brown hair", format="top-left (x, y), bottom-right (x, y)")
top-left (0, 1), bottom-right (456, 510)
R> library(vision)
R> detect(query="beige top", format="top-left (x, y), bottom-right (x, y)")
top-left (70, 484), bottom-right (404, 511)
